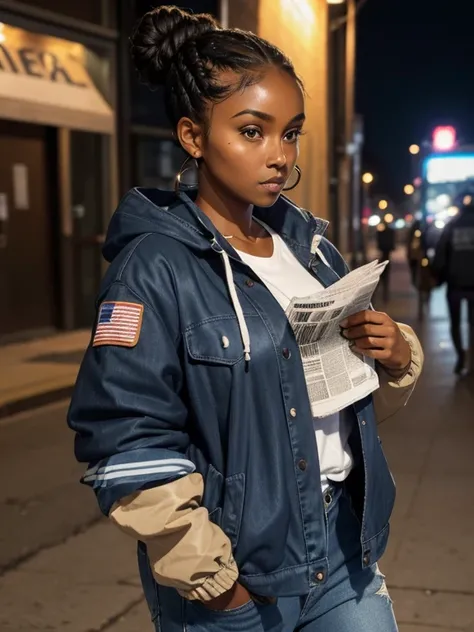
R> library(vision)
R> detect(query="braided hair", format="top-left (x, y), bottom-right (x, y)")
top-left (130, 5), bottom-right (302, 129)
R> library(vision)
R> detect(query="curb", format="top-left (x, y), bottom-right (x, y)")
top-left (0, 385), bottom-right (74, 419)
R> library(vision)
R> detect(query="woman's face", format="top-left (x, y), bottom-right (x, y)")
top-left (187, 67), bottom-right (305, 208)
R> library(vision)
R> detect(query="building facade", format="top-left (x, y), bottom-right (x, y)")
top-left (0, 0), bottom-right (118, 340)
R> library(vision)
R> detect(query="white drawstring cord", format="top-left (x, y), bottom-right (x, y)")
top-left (212, 239), bottom-right (251, 362)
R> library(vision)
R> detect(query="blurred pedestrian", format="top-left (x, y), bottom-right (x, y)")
top-left (433, 194), bottom-right (474, 374)
top-left (376, 223), bottom-right (396, 302)
top-left (68, 6), bottom-right (423, 631)
top-left (407, 220), bottom-right (423, 288)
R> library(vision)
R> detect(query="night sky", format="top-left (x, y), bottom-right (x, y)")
top-left (356, 0), bottom-right (474, 202)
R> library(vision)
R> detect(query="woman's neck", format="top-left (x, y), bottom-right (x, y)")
top-left (195, 175), bottom-right (261, 241)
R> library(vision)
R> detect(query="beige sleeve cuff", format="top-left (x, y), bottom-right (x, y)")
top-left (109, 473), bottom-right (238, 601)
top-left (374, 323), bottom-right (424, 422)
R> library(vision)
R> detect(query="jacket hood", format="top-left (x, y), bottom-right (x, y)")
top-left (103, 187), bottom-right (329, 263)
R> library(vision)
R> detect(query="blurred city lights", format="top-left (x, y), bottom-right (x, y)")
top-left (405, 213), bottom-right (414, 222)
top-left (368, 214), bottom-right (381, 227)
top-left (463, 195), bottom-right (473, 206)
top-left (377, 224), bottom-right (386, 232)
top-left (409, 144), bottom-right (420, 155)
top-left (434, 219), bottom-right (446, 229)
top-left (414, 229), bottom-right (422, 238)
top-left (432, 126), bottom-right (456, 152)
top-left (362, 172), bottom-right (374, 184)
top-left (404, 184), bottom-right (415, 195)
top-left (395, 219), bottom-right (406, 229)
top-left (421, 258), bottom-right (429, 267)
top-left (384, 213), bottom-right (394, 223)
top-left (448, 206), bottom-right (459, 217)
top-left (327, 0), bottom-right (345, 3)
top-left (0, 23), bottom-right (5, 44)
top-left (378, 200), bottom-right (388, 210)
top-left (413, 176), bottom-right (422, 187)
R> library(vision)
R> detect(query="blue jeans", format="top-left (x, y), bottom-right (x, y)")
top-left (153, 484), bottom-right (398, 631)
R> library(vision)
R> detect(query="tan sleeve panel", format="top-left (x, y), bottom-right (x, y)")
top-left (109, 472), bottom-right (238, 602)
top-left (374, 323), bottom-right (424, 423)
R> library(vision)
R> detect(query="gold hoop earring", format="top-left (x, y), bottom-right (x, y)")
top-left (283, 165), bottom-right (302, 191)
top-left (174, 156), bottom-right (199, 193)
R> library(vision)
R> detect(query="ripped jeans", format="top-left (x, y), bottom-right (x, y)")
top-left (153, 484), bottom-right (398, 631)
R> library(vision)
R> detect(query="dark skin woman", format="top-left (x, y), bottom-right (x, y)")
top-left (68, 6), bottom-right (423, 631)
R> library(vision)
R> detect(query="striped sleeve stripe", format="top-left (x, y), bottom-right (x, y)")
top-left (84, 458), bottom-right (195, 478)
top-left (83, 463), bottom-right (194, 484)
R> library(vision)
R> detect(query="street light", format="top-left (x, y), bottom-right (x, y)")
top-left (404, 184), bottom-right (415, 195)
top-left (409, 144), bottom-right (420, 155)
top-left (362, 172), bottom-right (374, 184)
top-left (378, 200), bottom-right (388, 211)
top-left (384, 213), bottom-right (394, 224)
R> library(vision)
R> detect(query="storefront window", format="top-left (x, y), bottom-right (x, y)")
top-left (135, 137), bottom-right (186, 190)
top-left (18, 0), bottom-right (117, 28)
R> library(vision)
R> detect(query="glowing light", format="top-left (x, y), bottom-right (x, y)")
top-left (414, 177), bottom-right (422, 187)
top-left (463, 195), bottom-right (473, 206)
top-left (327, 0), bottom-right (345, 3)
top-left (368, 214), bottom-right (381, 227)
top-left (404, 184), bottom-right (415, 195)
top-left (405, 214), bottom-right (414, 222)
top-left (0, 23), bottom-right (4, 44)
top-left (378, 200), bottom-right (388, 210)
top-left (409, 144), bottom-right (420, 155)
top-left (362, 172), bottom-right (374, 185)
top-left (384, 213), bottom-right (394, 224)
top-left (432, 126), bottom-right (456, 152)
top-left (448, 206), bottom-right (459, 217)
top-left (421, 258), bottom-right (429, 267)
top-left (377, 224), bottom-right (386, 232)
top-left (426, 155), bottom-right (474, 184)
top-left (434, 219), bottom-right (446, 229)
top-left (395, 219), bottom-right (406, 229)
top-left (414, 230), bottom-right (422, 238)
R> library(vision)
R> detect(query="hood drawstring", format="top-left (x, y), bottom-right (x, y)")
top-left (212, 239), bottom-right (251, 363)
top-left (213, 232), bottom-right (330, 365)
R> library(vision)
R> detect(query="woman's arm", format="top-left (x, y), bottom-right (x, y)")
top-left (68, 278), bottom-right (238, 601)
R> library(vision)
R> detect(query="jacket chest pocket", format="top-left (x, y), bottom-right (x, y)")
top-left (185, 315), bottom-right (248, 365)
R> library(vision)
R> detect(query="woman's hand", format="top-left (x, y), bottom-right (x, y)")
top-left (204, 582), bottom-right (253, 611)
top-left (341, 310), bottom-right (412, 376)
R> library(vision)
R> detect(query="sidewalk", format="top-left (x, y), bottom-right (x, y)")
top-left (0, 330), bottom-right (90, 418)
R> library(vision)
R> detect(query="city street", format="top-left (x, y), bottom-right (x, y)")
top-left (0, 257), bottom-right (473, 632)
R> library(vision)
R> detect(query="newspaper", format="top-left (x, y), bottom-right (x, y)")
top-left (285, 260), bottom-right (388, 417)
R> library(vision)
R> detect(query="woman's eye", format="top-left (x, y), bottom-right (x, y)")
top-left (242, 128), bottom-right (262, 140)
top-left (285, 129), bottom-right (302, 142)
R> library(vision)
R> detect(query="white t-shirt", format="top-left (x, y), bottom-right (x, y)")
top-left (236, 224), bottom-right (353, 491)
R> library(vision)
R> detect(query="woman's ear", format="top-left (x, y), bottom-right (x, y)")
top-left (176, 117), bottom-right (204, 159)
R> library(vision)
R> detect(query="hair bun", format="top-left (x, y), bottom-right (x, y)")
top-left (131, 5), bottom-right (219, 86)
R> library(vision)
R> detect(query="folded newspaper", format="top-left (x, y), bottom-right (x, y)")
top-left (285, 260), bottom-right (389, 417)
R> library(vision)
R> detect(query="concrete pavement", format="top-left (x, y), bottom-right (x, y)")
top-left (0, 256), bottom-right (473, 631)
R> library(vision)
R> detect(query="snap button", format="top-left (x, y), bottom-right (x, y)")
top-left (245, 279), bottom-right (254, 287)
top-left (290, 407), bottom-right (297, 418)
top-left (361, 420), bottom-right (367, 426)
top-left (324, 492), bottom-right (332, 505)
top-left (282, 348), bottom-right (291, 359)
top-left (221, 336), bottom-right (230, 349)
top-left (363, 554), bottom-right (370, 566)
top-left (315, 571), bottom-right (325, 582)
top-left (298, 459), bottom-right (307, 471)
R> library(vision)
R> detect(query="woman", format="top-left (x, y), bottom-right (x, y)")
top-left (68, 6), bottom-right (423, 631)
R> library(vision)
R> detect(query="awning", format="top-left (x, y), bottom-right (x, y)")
top-left (0, 72), bottom-right (114, 134)
top-left (0, 23), bottom-right (114, 135)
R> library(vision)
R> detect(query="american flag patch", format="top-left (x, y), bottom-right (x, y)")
top-left (92, 301), bottom-right (144, 348)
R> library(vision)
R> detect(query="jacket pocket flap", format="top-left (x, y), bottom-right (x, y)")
top-left (185, 316), bottom-right (245, 365)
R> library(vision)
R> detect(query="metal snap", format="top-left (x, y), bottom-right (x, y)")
top-left (282, 348), bottom-right (291, 359)
top-left (315, 571), bottom-right (325, 582)
top-left (298, 459), bottom-right (307, 471)
top-left (245, 279), bottom-right (254, 287)
top-left (221, 335), bottom-right (230, 349)
top-left (290, 407), bottom-right (297, 418)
